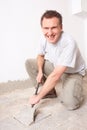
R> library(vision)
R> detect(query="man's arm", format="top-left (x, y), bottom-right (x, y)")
top-left (36, 55), bottom-right (45, 83)
top-left (38, 65), bottom-right (67, 98)
top-left (29, 65), bottom-right (67, 105)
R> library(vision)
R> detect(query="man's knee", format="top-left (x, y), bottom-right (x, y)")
top-left (61, 96), bottom-right (84, 110)
top-left (25, 59), bottom-right (37, 71)
top-left (59, 83), bottom-right (84, 110)
top-left (25, 59), bottom-right (31, 69)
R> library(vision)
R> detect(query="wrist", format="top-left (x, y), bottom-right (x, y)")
top-left (37, 93), bottom-right (42, 101)
top-left (38, 69), bottom-right (43, 74)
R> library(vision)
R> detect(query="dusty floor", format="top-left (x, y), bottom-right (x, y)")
top-left (0, 77), bottom-right (87, 130)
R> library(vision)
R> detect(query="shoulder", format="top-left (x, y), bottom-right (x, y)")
top-left (61, 32), bottom-right (75, 42)
top-left (60, 32), bottom-right (77, 49)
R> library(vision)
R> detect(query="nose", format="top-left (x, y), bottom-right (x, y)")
top-left (48, 28), bottom-right (52, 35)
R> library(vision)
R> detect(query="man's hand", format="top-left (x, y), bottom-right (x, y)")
top-left (29, 95), bottom-right (40, 105)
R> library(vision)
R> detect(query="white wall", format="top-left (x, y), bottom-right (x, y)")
top-left (0, 0), bottom-right (87, 82)
top-left (84, 19), bottom-right (87, 64)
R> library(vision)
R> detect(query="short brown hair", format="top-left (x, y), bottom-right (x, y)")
top-left (40, 10), bottom-right (62, 26)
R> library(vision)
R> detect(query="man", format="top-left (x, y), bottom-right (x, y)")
top-left (25, 10), bottom-right (86, 110)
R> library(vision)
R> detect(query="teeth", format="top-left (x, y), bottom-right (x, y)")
top-left (48, 35), bottom-right (54, 38)
top-left (49, 35), bottom-right (53, 37)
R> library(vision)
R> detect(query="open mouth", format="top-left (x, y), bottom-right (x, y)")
top-left (47, 35), bottom-right (55, 40)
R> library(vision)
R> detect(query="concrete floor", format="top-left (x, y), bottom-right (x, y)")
top-left (0, 77), bottom-right (87, 130)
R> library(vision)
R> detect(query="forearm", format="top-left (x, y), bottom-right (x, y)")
top-left (37, 71), bottom-right (59, 99)
top-left (37, 66), bottom-right (67, 99)
top-left (29, 66), bottom-right (67, 105)
top-left (37, 55), bottom-right (44, 73)
top-left (29, 74), bottom-right (58, 105)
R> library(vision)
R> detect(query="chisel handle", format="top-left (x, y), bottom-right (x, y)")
top-left (31, 83), bottom-right (40, 108)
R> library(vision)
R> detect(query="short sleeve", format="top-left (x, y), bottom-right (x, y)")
top-left (37, 37), bottom-right (47, 55)
top-left (56, 40), bottom-right (77, 68)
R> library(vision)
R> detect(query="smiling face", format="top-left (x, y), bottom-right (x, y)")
top-left (41, 17), bottom-right (62, 44)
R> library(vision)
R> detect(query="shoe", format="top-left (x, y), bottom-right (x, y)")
top-left (43, 88), bottom-right (57, 99)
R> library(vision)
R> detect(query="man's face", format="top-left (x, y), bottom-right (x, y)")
top-left (41, 17), bottom-right (62, 44)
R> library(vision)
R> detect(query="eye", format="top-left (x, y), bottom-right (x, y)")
top-left (52, 26), bottom-right (58, 30)
top-left (43, 27), bottom-right (49, 30)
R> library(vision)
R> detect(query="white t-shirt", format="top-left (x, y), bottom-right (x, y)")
top-left (37, 32), bottom-right (86, 75)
